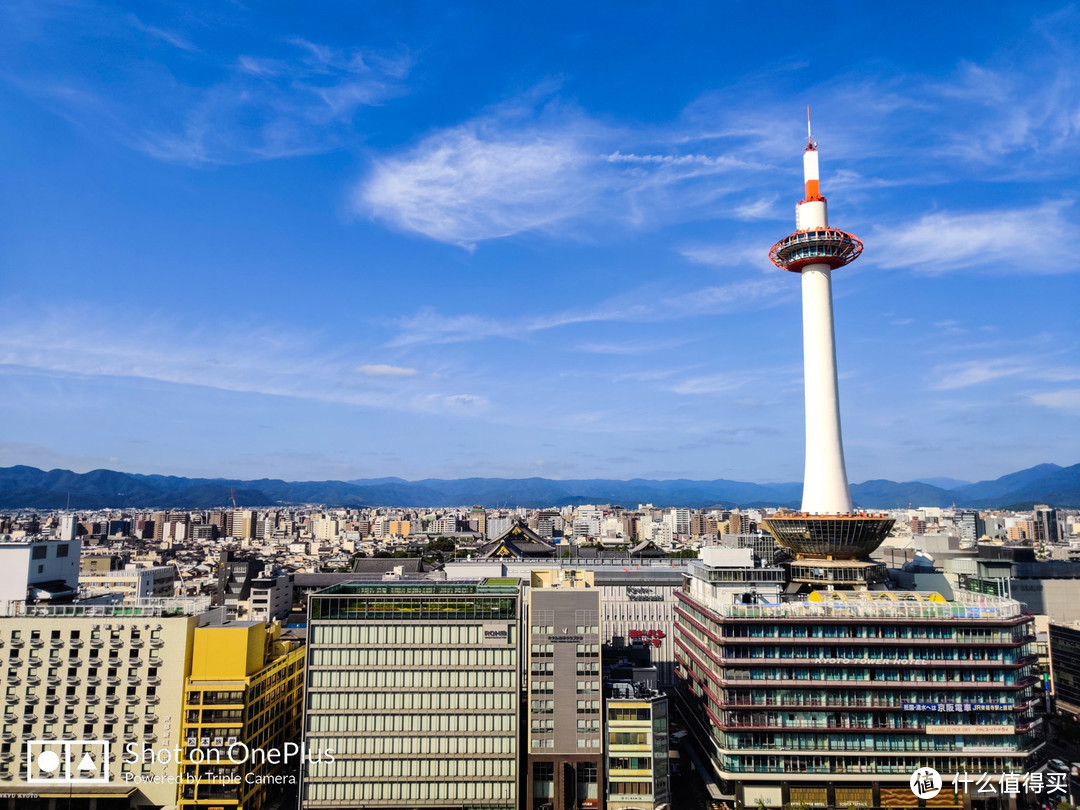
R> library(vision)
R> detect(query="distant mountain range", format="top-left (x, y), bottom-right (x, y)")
top-left (0, 463), bottom-right (1077, 510)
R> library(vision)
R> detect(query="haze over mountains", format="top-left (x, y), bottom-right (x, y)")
top-left (0, 463), bottom-right (1077, 511)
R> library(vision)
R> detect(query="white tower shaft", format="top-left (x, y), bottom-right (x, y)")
top-left (796, 145), bottom-right (853, 514)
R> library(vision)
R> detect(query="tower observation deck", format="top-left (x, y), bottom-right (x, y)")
top-left (763, 113), bottom-right (892, 586)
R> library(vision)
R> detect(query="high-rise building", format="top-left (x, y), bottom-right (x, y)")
top-left (218, 551), bottom-right (262, 619)
top-left (179, 621), bottom-right (305, 810)
top-left (956, 510), bottom-right (981, 543)
top-left (302, 578), bottom-right (520, 809)
top-left (527, 569), bottom-right (602, 810)
top-left (604, 681), bottom-right (670, 810)
top-left (674, 552), bottom-right (1043, 807)
top-left (1049, 622), bottom-right (1080, 716)
top-left (0, 597), bottom-right (215, 808)
top-left (1034, 505), bottom-right (1060, 544)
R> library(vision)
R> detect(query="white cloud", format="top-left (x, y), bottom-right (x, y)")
top-left (387, 274), bottom-right (790, 348)
top-left (1029, 389), bottom-right (1080, 412)
top-left (0, 308), bottom-right (484, 417)
top-left (357, 364), bottom-right (417, 377)
top-left (360, 123), bottom-right (599, 247)
top-left (6, 22), bottom-right (410, 166)
top-left (871, 201), bottom-right (1076, 275)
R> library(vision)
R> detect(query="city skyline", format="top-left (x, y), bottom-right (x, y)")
top-left (2, 2), bottom-right (1079, 484)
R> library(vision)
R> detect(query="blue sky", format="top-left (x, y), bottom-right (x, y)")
top-left (1, 1), bottom-right (1078, 484)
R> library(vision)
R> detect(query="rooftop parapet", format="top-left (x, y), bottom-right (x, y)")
top-left (680, 588), bottom-right (1025, 621)
top-left (6, 596), bottom-right (212, 618)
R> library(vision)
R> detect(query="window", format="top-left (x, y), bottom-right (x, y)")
top-left (32, 546), bottom-right (47, 560)
top-left (56, 545), bottom-right (69, 558)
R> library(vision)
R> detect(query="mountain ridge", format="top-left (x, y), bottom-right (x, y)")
top-left (0, 463), bottom-right (1077, 509)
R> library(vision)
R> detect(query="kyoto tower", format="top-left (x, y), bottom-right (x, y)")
top-left (762, 112), bottom-right (893, 589)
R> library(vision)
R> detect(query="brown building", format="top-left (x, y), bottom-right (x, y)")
top-left (527, 570), bottom-right (603, 810)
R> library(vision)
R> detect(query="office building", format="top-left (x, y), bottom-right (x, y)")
top-left (218, 551), bottom-right (262, 619)
top-left (0, 536), bottom-right (80, 609)
top-left (179, 621), bottom-right (305, 810)
top-left (245, 574), bottom-right (294, 623)
top-left (605, 681), bottom-right (670, 810)
top-left (1049, 622), bottom-right (1080, 717)
top-left (674, 551), bottom-right (1044, 808)
top-left (302, 579), bottom-right (520, 809)
top-left (1034, 505), bottom-right (1060, 544)
top-left (527, 569), bottom-right (602, 810)
top-left (80, 565), bottom-right (176, 602)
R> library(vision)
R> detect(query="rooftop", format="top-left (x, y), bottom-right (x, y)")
top-left (315, 577), bottom-right (521, 596)
top-left (681, 589), bottom-right (1024, 621)
top-left (6, 596), bottom-right (212, 618)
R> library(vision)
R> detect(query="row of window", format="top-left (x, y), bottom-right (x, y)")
top-left (719, 754), bottom-right (1031, 774)
top-left (310, 648), bottom-right (514, 668)
top-left (308, 668), bottom-right (513, 689)
top-left (311, 624), bottom-right (509, 645)
top-left (315, 757), bottom-right (512, 778)
top-left (308, 691), bottom-right (513, 711)
top-left (304, 779), bottom-right (514, 802)
top-left (306, 713), bottom-right (515, 733)
top-left (305, 734), bottom-right (515, 756)
top-left (722, 732), bottom-right (1030, 753)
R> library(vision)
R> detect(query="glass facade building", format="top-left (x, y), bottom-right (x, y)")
top-left (302, 579), bottom-right (521, 810)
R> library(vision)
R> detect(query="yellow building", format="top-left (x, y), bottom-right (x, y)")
top-left (387, 520), bottom-right (411, 537)
top-left (179, 622), bottom-right (305, 810)
top-left (605, 683), bottom-right (670, 810)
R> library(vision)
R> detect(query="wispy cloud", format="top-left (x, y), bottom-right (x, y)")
top-left (357, 364), bottom-right (417, 377)
top-left (1029, 388), bottom-right (1080, 412)
top-left (871, 201), bottom-right (1077, 275)
top-left (3, 11), bottom-right (410, 165)
top-left (387, 274), bottom-right (789, 347)
top-left (355, 91), bottom-right (785, 247)
top-left (0, 309), bottom-right (482, 417)
top-left (929, 356), bottom-right (1080, 391)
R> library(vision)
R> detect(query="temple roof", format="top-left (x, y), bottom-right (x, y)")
top-left (479, 521), bottom-right (557, 559)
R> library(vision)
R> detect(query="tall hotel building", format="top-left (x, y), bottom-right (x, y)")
top-left (302, 579), bottom-right (521, 809)
top-left (674, 549), bottom-right (1044, 808)
top-left (526, 569), bottom-right (602, 810)
top-left (0, 597), bottom-right (212, 809)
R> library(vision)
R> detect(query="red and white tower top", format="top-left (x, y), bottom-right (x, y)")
top-left (769, 109), bottom-right (863, 273)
